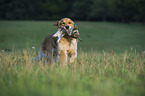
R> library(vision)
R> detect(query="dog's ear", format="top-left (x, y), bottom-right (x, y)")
top-left (53, 21), bottom-right (61, 28)
top-left (74, 24), bottom-right (78, 30)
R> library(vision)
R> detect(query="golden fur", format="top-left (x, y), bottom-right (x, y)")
top-left (53, 18), bottom-right (79, 64)
top-left (35, 18), bottom-right (80, 65)
top-left (58, 34), bottom-right (78, 64)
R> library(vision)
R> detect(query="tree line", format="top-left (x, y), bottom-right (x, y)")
top-left (0, 0), bottom-right (145, 22)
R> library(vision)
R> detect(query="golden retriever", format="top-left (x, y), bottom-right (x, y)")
top-left (34, 18), bottom-right (80, 65)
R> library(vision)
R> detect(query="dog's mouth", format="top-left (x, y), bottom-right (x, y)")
top-left (63, 27), bottom-right (73, 36)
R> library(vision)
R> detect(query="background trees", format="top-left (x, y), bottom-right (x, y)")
top-left (0, 0), bottom-right (144, 22)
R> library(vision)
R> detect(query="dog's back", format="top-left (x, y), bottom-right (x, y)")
top-left (34, 34), bottom-right (58, 63)
top-left (41, 34), bottom-right (58, 52)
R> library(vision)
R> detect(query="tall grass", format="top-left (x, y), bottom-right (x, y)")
top-left (0, 48), bottom-right (144, 96)
top-left (0, 21), bottom-right (145, 96)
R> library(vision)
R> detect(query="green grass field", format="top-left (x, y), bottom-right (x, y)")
top-left (0, 21), bottom-right (145, 96)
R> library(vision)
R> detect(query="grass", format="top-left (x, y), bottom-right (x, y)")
top-left (0, 21), bottom-right (145, 96)
top-left (0, 49), bottom-right (145, 96)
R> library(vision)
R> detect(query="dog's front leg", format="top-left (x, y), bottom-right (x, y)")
top-left (69, 51), bottom-right (77, 64)
top-left (58, 50), bottom-right (68, 65)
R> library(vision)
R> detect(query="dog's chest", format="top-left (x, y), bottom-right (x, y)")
top-left (59, 37), bottom-right (77, 51)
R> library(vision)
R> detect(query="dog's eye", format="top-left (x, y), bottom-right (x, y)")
top-left (62, 22), bottom-right (65, 25)
top-left (68, 22), bottom-right (71, 24)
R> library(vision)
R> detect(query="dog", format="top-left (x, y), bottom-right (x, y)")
top-left (34, 18), bottom-right (80, 65)
top-left (53, 18), bottom-right (80, 65)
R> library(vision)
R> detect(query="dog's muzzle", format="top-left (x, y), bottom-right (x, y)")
top-left (65, 25), bottom-right (69, 29)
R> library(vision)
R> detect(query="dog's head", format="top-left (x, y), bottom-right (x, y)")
top-left (53, 18), bottom-right (78, 35)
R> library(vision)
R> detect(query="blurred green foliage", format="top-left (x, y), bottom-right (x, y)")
top-left (0, 0), bottom-right (145, 22)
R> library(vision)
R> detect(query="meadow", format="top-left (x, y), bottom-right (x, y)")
top-left (0, 21), bottom-right (145, 96)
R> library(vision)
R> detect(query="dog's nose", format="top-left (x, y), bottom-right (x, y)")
top-left (65, 25), bottom-right (69, 29)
